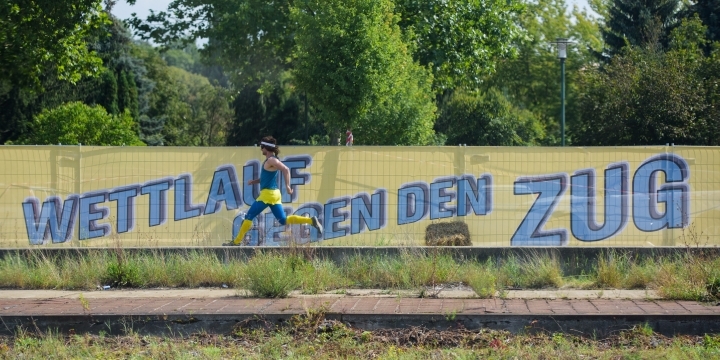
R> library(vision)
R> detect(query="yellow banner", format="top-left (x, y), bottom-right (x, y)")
top-left (1, 145), bottom-right (717, 247)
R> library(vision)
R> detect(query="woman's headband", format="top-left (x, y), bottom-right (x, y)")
top-left (260, 141), bottom-right (276, 148)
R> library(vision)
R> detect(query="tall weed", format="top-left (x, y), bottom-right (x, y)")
top-left (498, 252), bottom-right (563, 289)
top-left (595, 253), bottom-right (626, 289)
top-left (298, 258), bottom-right (347, 294)
top-left (462, 261), bottom-right (497, 298)
top-left (241, 252), bottom-right (299, 298)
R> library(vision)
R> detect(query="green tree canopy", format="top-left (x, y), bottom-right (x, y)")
top-left (9, 101), bottom-right (145, 146)
top-left (574, 17), bottom-right (715, 145)
top-left (685, 0), bottom-right (720, 54)
top-left (228, 72), bottom-right (320, 146)
top-left (480, 0), bottom-right (602, 145)
top-left (394, 0), bottom-right (527, 92)
top-left (291, 0), bottom-right (437, 145)
top-left (0, 1), bottom-right (109, 93)
top-left (127, 0), bottom-right (294, 86)
top-left (436, 89), bottom-right (545, 146)
top-left (602, 0), bottom-right (679, 57)
top-left (128, 0), bottom-right (526, 92)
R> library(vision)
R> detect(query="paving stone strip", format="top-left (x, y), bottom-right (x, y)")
top-left (1, 291), bottom-right (719, 337)
top-left (1, 296), bottom-right (718, 317)
top-left (0, 289), bottom-right (662, 300)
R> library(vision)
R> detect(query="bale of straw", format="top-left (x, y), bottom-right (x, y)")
top-left (425, 221), bottom-right (471, 246)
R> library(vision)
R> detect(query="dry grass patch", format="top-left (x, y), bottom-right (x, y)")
top-left (655, 254), bottom-right (712, 301)
top-left (425, 221), bottom-right (471, 246)
top-left (4, 318), bottom-right (720, 359)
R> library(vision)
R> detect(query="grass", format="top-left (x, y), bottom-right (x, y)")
top-left (1, 248), bottom-right (720, 301)
top-left (3, 318), bottom-right (720, 359)
top-left (462, 261), bottom-right (497, 298)
top-left (655, 254), bottom-right (720, 301)
top-left (242, 252), bottom-right (300, 298)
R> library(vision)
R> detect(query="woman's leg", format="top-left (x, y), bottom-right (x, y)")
top-left (271, 205), bottom-right (324, 236)
top-left (269, 204), bottom-right (289, 225)
top-left (269, 204), bottom-right (314, 226)
top-left (231, 201), bottom-right (269, 244)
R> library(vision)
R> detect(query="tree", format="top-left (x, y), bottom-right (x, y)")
top-left (602, 0), bottom-right (680, 57)
top-left (0, 1), bottom-right (109, 93)
top-left (129, 0), bottom-right (527, 94)
top-left (228, 74), bottom-right (318, 146)
top-left (574, 18), bottom-right (712, 145)
top-left (0, 13), bottom-right (158, 145)
top-left (394, 0), bottom-right (527, 92)
top-left (194, 85), bottom-right (235, 146)
top-left (698, 47), bottom-right (720, 145)
top-left (356, 64), bottom-right (438, 145)
top-left (96, 17), bottom-right (156, 139)
top-left (117, 70), bottom-right (139, 119)
top-left (96, 69), bottom-right (120, 115)
top-left (291, 0), bottom-right (437, 145)
top-left (436, 89), bottom-right (545, 146)
top-left (132, 43), bottom-right (184, 146)
top-left (148, 65), bottom-right (235, 146)
top-left (479, 0), bottom-right (602, 145)
top-left (9, 102), bottom-right (145, 146)
top-left (686, 0), bottom-right (720, 54)
top-left (161, 42), bottom-right (230, 87)
top-left (128, 0), bottom-right (294, 86)
top-left (292, 0), bottom-right (435, 145)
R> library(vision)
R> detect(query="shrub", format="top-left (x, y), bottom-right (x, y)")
top-left (10, 101), bottom-right (145, 146)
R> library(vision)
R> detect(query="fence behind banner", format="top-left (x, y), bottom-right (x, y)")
top-left (0, 145), bottom-right (717, 248)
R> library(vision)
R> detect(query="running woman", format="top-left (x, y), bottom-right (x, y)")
top-left (224, 136), bottom-right (323, 246)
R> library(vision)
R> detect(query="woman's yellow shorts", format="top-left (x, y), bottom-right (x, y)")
top-left (257, 189), bottom-right (282, 205)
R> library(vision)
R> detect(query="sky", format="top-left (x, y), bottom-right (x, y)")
top-left (113, 0), bottom-right (599, 45)
top-left (113, 0), bottom-right (597, 20)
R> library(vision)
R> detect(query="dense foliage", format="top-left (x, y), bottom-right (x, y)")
top-left (1, 0), bottom-right (719, 147)
top-left (9, 102), bottom-right (145, 146)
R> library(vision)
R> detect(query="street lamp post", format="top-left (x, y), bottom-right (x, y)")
top-left (554, 38), bottom-right (570, 147)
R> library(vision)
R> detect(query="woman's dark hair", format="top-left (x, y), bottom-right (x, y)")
top-left (260, 136), bottom-right (280, 155)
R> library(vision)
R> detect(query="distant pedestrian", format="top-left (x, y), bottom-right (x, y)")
top-left (346, 129), bottom-right (353, 146)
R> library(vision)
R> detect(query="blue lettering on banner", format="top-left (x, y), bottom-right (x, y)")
top-left (232, 214), bottom-right (243, 242)
top-left (17, 153), bottom-right (695, 246)
top-left (397, 182), bottom-right (429, 225)
top-left (232, 213), bottom-right (262, 245)
top-left (279, 155), bottom-right (312, 203)
top-left (295, 203), bottom-right (323, 242)
top-left (633, 154), bottom-right (690, 231)
top-left (511, 174), bottom-right (569, 246)
top-left (430, 177), bottom-right (457, 220)
top-left (457, 174), bottom-right (493, 216)
top-left (22, 196), bottom-right (78, 244)
top-left (264, 206), bottom-right (294, 244)
top-left (109, 186), bottom-right (140, 233)
top-left (350, 190), bottom-right (387, 234)
top-left (204, 166), bottom-right (242, 215)
top-left (324, 197), bottom-right (351, 240)
top-left (140, 179), bottom-right (173, 227)
top-left (79, 192), bottom-right (110, 240)
top-left (174, 175), bottom-right (204, 221)
top-left (571, 163), bottom-right (629, 242)
top-left (243, 161), bottom-right (260, 206)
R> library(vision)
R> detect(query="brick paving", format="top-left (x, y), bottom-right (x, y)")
top-left (1, 296), bottom-right (719, 317)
